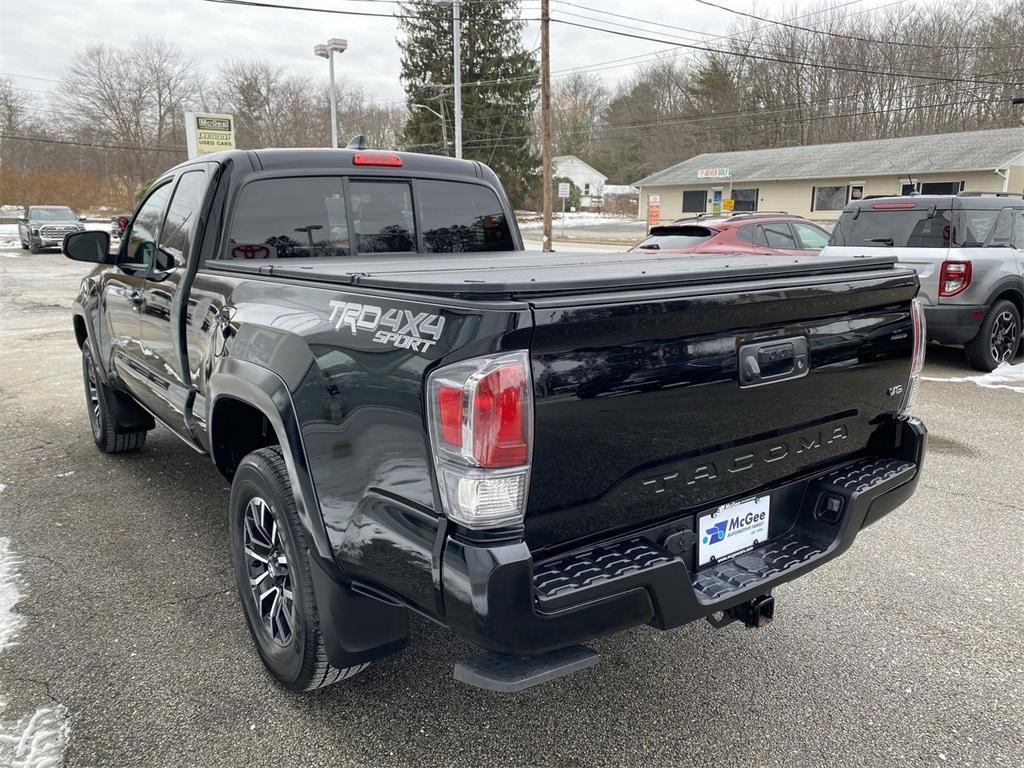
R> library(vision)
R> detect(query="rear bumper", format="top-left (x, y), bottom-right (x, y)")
top-left (924, 303), bottom-right (985, 345)
top-left (442, 417), bottom-right (926, 656)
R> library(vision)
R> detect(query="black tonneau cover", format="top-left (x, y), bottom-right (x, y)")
top-left (206, 250), bottom-right (901, 299)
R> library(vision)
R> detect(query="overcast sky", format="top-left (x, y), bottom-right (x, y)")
top-left (1, 0), bottom-right (906, 109)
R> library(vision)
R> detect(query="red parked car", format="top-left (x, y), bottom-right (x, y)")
top-left (630, 213), bottom-right (832, 256)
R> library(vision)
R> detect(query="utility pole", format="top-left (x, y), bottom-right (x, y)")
top-left (452, 0), bottom-right (463, 159)
top-left (540, 0), bottom-right (552, 252)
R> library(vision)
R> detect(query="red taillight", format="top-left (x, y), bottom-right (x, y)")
top-left (471, 364), bottom-right (528, 467)
top-left (353, 152), bottom-right (403, 167)
top-left (871, 202), bottom-right (918, 210)
top-left (939, 260), bottom-right (972, 297)
top-left (437, 385), bottom-right (463, 446)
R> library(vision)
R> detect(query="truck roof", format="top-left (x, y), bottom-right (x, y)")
top-left (174, 147), bottom-right (486, 179)
top-left (208, 251), bottom-right (904, 299)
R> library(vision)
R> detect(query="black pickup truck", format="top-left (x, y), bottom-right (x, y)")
top-left (63, 148), bottom-right (928, 693)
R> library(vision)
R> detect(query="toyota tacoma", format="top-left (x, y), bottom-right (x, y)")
top-left (64, 148), bottom-right (928, 692)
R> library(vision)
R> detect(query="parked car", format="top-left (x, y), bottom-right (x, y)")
top-left (17, 205), bottom-right (85, 253)
top-left (824, 193), bottom-right (1024, 371)
top-left (630, 212), bottom-right (832, 256)
top-left (110, 214), bottom-right (130, 240)
top-left (63, 148), bottom-right (926, 694)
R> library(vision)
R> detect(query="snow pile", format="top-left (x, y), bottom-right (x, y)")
top-left (922, 362), bottom-right (1024, 394)
top-left (0, 538), bottom-right (69, 768)
top-left (517, 212), bottom-right (635, 229)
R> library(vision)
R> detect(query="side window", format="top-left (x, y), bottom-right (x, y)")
top-left (1013, 211), bottom-right (1024, 249)
top-left (159, 170), bottom-right (208, 268)
top-left (418, 180), bottom-right (514, 253)
top-left (124, 183), bottom-right (173, 267)
top-left (762, 222), bottom-right (798, 249)
top-left (792, 222), bottom-right (830, 250)
top-left (349, 181), bottom-right (416, 253)
top-left (226, 177), bottom-right (349, 259)
top-left (736, 224), bottom-right (755, 243)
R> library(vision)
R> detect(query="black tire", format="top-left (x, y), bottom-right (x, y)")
top-left (965, 300), bottom-right (1021, 372)
top-left (81, 345), bottom-right (148, 453)
top-left (28, 239), bottom-right (41, 254)
top-left (229, 447), bottom-right (368, 691)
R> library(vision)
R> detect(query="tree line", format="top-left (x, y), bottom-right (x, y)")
top-left (1, 0), bottom-right (1022, 213)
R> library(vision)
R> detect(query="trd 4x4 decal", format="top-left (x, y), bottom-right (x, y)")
top-left (328, 300), bottom-right (446, 352)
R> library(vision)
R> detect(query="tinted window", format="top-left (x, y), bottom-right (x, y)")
top-left (792, 222), bottom-right (830, 250)
top-left (125, 183), bottom-right (172, 266)
top-left (762, 222), bottom-right (797, 249)
top-left (920, 181), bottom-right (962, 195)
top-left (349, 181), bottom-right (415, 253)
top-left (160, 170), bottom-right (207, 265)
top-left (957, 208), bottom-right (1014, 247)
top-left (830, 208), bottom-right (952, 248)
top-left (1014, 212), bottom-right (1024, 248)
top-left (733, 188), bottom-right (758, 212)
top-left (419, 180), bottom-right (514, 253)
top-left (682, 190), bottom-right (705, 213)
top-left (227, 177), bottom-right (349, 259)
top-left (813, 185), bottom-right (847, 211)
top-left (736, 224), bottom-right (756, 243)
top-left (634, 225), bottom-right (714, 250)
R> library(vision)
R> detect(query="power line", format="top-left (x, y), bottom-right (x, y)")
top-left (548, 16), bottom-right (1024, 88)
top-left (0, 134), bottom-right (184, 154)
top-left (694, 0), bottom-right (1022, 51)
top-left (202, 0), bottom-right (539, 21)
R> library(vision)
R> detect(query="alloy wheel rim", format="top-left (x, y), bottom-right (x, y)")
top-left (243, 496), bottom-right (296, 646)
top-left (84, 354), bottom-right (101, 439)
top-left (990, 311), bottom-right (1019, 364)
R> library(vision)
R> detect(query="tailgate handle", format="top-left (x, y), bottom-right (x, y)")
top-left (738, 337), bottom-right (809, 387)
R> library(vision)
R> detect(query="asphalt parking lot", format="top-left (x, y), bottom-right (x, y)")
top-left (0, 248), bottom-right (1022, 768)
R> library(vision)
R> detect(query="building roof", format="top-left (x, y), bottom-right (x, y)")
top-left (634, 127), bottom-right (1024, 187)
top-left (553, 154), bottom-right (608, 181)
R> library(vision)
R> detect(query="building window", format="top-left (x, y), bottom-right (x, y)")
top-left (682, 190), bottom-right (706, 213)
top-left (812, 185), bottom-right (848, 211)
top-left (584, 182), bottom-right (591, 195)
top-left (732, 188), bottom-right (758, 212)
top-left (920, 181), bottom-right (965, 195)
top-left (900, 182), bottom-right (919, 196)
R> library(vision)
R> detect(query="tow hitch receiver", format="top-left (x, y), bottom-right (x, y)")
top-left (708, 594), bottom-right (775, 629)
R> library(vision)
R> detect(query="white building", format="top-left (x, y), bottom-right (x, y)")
top-left (552, 155), bottom-right (608, 199)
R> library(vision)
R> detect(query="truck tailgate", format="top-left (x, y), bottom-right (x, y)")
top-left (525, 265), bottom-right (918, 552)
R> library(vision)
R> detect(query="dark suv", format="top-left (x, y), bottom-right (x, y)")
top-left (631, 213), bottom-right (832, 256)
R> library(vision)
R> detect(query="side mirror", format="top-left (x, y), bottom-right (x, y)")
top-left (79, 216), bottom-right (87, 222)
top-left (63, 230), bottom-right (113, 264)
top-left (150, 247), bottom-right (177, 277)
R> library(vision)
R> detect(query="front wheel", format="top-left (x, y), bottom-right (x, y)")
top-left (229, 447), bottom-right (368, 691)
top-left (965, 300), bottom-right (1021, 372)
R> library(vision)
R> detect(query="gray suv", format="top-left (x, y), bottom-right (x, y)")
top-left (824, 193), bottom-right (1024, 371)
top-left (17, 205), bottom-right (85, 254)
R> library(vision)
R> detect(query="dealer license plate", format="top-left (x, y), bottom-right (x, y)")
top-left (697, 495), bottom-right (770, 567)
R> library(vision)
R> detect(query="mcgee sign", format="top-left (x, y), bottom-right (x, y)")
top-left (185, 112), bottom-right (236, 158)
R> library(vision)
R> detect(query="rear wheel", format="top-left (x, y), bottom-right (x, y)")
top-left (81, 345), bottom-right (148, 452)
top-left (965, 300), bottom-right (1020, 372)
top-left (229, 447), bottom-right (368, 691)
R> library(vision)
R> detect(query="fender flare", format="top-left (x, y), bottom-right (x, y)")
top-left (207, 357), bottom-right (335, 562)
top-left (982, 277), bottom-right (1024, 313)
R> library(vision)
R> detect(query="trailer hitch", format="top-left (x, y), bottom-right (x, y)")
top-left (706, 594), bottom-right (775, 629)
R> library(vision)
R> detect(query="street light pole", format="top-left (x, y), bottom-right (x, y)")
top-left (411, 103), bottom-right (448, 155)
top-left (540, 0), bottom-right (552, 251)
top-left (452, 0), bottom-right (462, 159)
top-left (315, 38), bottom-right (348, 148)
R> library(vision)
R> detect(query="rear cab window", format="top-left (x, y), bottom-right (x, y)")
top-left (224, 175), bottom-right (514, 259)
top-left (634, 225), bottom-right (715, 250)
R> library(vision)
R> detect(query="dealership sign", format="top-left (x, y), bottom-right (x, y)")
top-left (697, 167), bottom-right (731, 179)
top-left (185, 112), bottom-right (236, 159)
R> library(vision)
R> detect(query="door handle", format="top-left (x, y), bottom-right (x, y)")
top-left (738, 337), bottom-right (809, 387)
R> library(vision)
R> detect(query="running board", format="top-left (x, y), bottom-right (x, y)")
top-left (454, 645), bottom-right (600, 692)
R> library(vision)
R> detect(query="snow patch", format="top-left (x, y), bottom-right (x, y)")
top-left (0, 538), bottom-right (69, 768)
top-left (516, 212), bottom-right (634, 230)
top-left (922, 362), bottom-right (1024, 394)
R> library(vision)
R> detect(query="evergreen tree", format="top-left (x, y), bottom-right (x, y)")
top-left (399, 1), bottom-right (539, 207)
